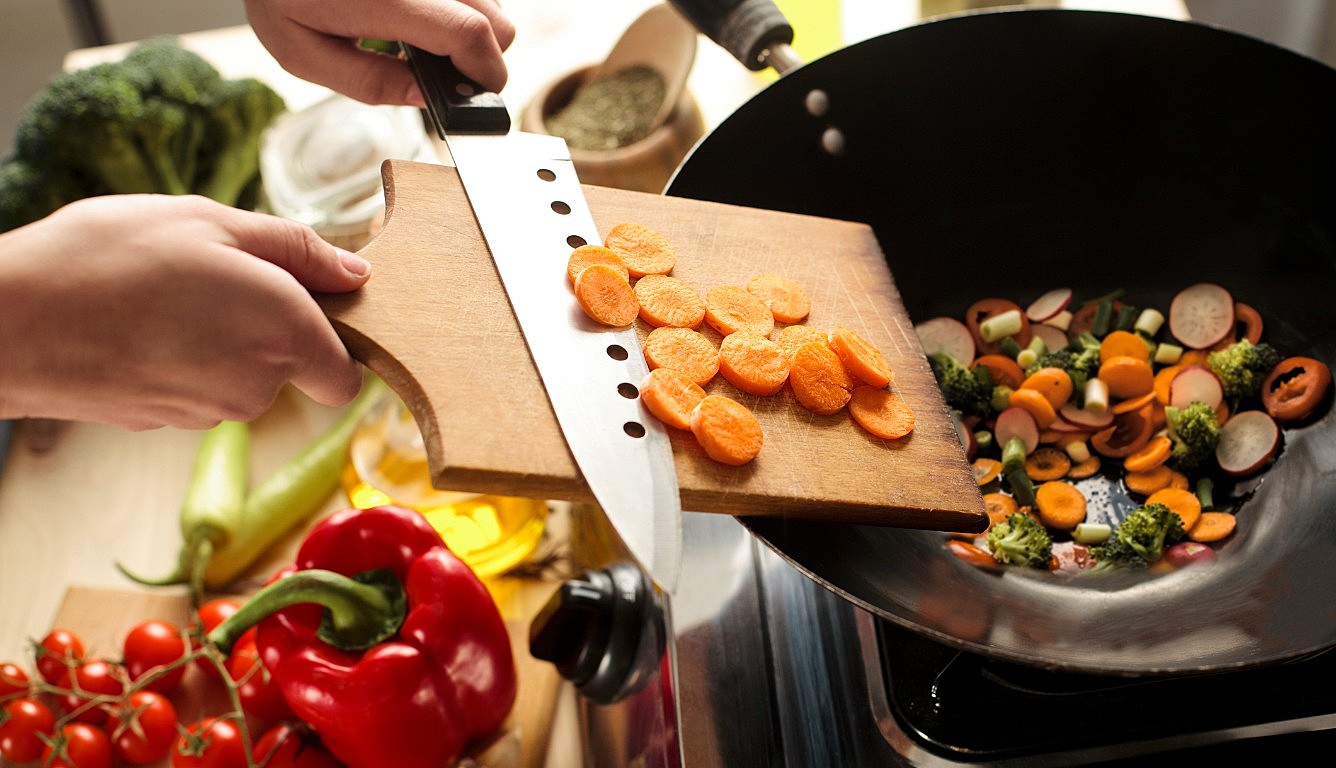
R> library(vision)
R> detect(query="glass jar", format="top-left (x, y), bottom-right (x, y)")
top-left (341, 386), bottom-right (549, 579)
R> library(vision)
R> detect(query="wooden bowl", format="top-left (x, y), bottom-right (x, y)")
top-left (520, 65), bottom-right (705, 194)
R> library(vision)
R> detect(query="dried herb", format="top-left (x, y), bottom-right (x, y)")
top-left (545, 65), bottom-right (666, 151)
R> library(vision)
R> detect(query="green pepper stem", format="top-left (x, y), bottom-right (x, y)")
top-left (206, 568), bottom-right (406, 654)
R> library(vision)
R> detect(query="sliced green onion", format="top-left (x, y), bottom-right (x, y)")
top-left (979, 309), bottom-right (1023, 342)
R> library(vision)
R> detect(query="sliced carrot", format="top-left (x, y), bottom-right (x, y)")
top-left (1233, 301), bottom-right (1264, 344)
top-left (566, 244), bottom-right (628, 285)
top-left (1020, 367), bottom-right (1074, 410)
top-left (946, 538), bottom-right (999, 568)
top-left (1152, 364), bottom-right (1182, 406)
top-left (982, 491), bottom-right (1018, 524)
top-left (1090, 402), bottom-right (1154, 458)
top-left (848, 385), bottom-right (915, 440)
top-left (1123, 464), bottom-right (1173, 496)
top-left (1066, 454), bottom-right (1102, 479)
top-left (1178, 349), bottom-right (1210, 367)
top-left (1034, 480), bottom-right (1088, 530)
top-left (1122, 434), bottom-right (1172, 473)
top-left (1097, 355), bottom-right (1155, 399)
top-left (788, 341), bottom-right (855, 415)
top-left (718, 331), bottom-right (791, 396)
top-left (747, 273), bottom-right (811, 324)
top-left (1111, 390), bottom-right (1156, 415)
top-left (1099, 329), bottom-right (1151, 363)
top-left (573, 263), bottom-right (639, 327)
top-left (772, 324), bottom-right (830, 360)
top-left (1024, 446), bottom-right (1071, 481)
top-left (690, 394), bottom-right (764, 465)
top-left (603, 222), bottom-right (676, 277)
top-left (1187, 511), bottom-right (1236, 543)
top-left (1008, 387), bottom-right (1058, 430)
top-left (704, 285), bottom-right (776, 337)
top-left (973, 457), bottom-right (1003, 485)
top-left (1168, 470), bottom-right (1191, 490)
top-left (830, 327), bottom-right (894, 388)
top-left (633, 274), bottom-right (706, 329)
top-left (639, 367), bottom-right (707, 430)
top-left (1146, 486), bottom-right (1202, 532)
top-left (973, 354), bottom-right (1025, 390)
top-left (643, 326), bottom-right (719, 386)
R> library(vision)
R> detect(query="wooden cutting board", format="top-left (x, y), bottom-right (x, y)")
top-left (318, 160), bottom-right (985, 532)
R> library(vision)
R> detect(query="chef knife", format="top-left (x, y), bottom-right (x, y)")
top-left (401, 44), bottom-right (683, 592)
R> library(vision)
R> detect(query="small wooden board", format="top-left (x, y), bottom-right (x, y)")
top-left (319, 160), bottom-right (985, 532)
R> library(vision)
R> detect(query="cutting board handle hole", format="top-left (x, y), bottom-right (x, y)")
top-left (617, 382), bottom-right (639, 400)
top-left (537, 168), bottom-right (557, 182)
top-left (623, 421), bottom-right (647, 439)
top-left (567, 234), bottom-right (587, 248)
top-left (606, 344), bottom-right (629, 361)
top-left (551, 200), bottom-right (572, 215)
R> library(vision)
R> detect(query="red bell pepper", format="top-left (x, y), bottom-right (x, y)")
top-left (207, 505), bottom-right (516, 768)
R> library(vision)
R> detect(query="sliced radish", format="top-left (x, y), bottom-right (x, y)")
top-left (1029, 324), bottom-right (1068, 356)
top-left (1169, 282), bottom-right (1235, 349)
top-left (1026, 287), bottom-right (1073, 322)
top-left (994, 407), bottom-right (1039, 454)
top-left (1059, 402), bottom-right (1114, 430)
top-left (1168, 365), bottom-right (1224, 410)
top-left (915, 316), bottom-right (976, 365)
top-left (950, 410), bottom-right (977, 461)
top-left (1215, 409), bottom-right (1281, 476)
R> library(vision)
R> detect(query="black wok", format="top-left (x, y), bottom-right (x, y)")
top-left (664, 4), bottom-right (1336, 674)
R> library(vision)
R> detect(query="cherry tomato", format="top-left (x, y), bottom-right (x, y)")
top-left (253, 723), bottom-right (342, 768)
top-left (36, 628), bottom-right (86, 684)
top-left (227, 640), bottom-right (293, 725)
top-left (106, 690), bottom-right (179, 766)
top-left (191, 599), bottom-right (252, 680)
top-left (1261, 356), bottom-right (1332, 423)
top-left (0, 696), bottom-right (57, 763)
top-left (41, 721), bottom-right (114, 768)
top-left (0, 661), bottom-right (29, 699)
top-left (57, 659), bottom-right (126, 725)
top-left (172, 717), bottom-right (248, 768)
top-left (123, 619), bottom-right (189, 693)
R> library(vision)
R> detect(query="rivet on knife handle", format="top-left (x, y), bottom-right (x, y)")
top-left (399, 43), bottom-right (511, 137)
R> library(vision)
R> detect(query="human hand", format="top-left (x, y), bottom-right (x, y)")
top-left (0, 195), bottom-right (371, 430)
top-left (244, 0), bottom-right (516, 105)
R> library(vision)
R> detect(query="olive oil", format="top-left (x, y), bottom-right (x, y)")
top-left (341, 391), bottom-right (548, 579)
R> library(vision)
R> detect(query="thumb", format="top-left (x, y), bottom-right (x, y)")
top-left (221, 208), bottom-right (372, 292)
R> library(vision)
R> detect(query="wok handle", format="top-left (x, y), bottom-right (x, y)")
top-left (667, 0), bottom-right (796, 71)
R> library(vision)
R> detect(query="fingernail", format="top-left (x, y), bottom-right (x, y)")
top-left (339, 249), bottom-right (372, 278)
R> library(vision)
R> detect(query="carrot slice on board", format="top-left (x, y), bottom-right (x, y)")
top-left (1124, 464), bottom-right (1174, 496)
top-left (603, 222), bottom-right (676, 277)
top-left (848, 385), bottom-right (915, 439)
top-left (747, 273), bottom-right (812, 324)
top-left (1187, 511), bottom-right (1236, 543)
top-left (643, 326), bottom-right (719, 386)
top-left (633, 274), bottom-right (706, 329)
top-left (718, 331), bottom-right (791, 396)
top-left (704, 285), bottom-right (776, 337)
top-left (573, 263), bottom-right (639, 327)
top-left (772, 324), bottom-right (830, 360)
top-left (566, 244), bottom-right (628, 285)
top-left (830, 327), bottom-right (894, 388)
top-left (639, 367), bottom-right (707, 430)
top-left (1034, 480), bottom-right (1088, 530)
top-left (1147, 486), bottom-right (1202, 532)
top-left (690, 394), bottom-right (764, 465)
top-left (788, 340), bottom-right (855, 415)
top-left (1024, 446), bottom-right (1071, 481)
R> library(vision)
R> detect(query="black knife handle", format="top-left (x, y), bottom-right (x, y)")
top-left (400, 43), bottom-right (512, 137)
top-left (667, 0), bottom-right (792, 70)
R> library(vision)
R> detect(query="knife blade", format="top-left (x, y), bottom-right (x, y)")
top-left (401, 44), bottom-right (683, 592)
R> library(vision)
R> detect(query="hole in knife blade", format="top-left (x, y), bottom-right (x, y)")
top-left (454, 82), bottom-right (476, 97)
top-left (606, 344), bottom-right (629, 361)
top-left (537, 168), bottom-right (556, 181)
top-left (623, 421), bottom-right (647, 439)
top-left (567, 235), bottom-right (587, 248)
top-left (551, 200), bottom-right (572, 215)
top-left (617, 382), bottom-right (639, 399)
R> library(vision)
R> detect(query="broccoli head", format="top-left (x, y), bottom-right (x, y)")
top-left (192, 77), bottom-right (286, 207)
top-left (1208, 339), bottom-right (1283, 402)
top-left (1091, 502), bottom-right (1185, 570)
top-left (1164, 400), bottom-right (1221, 470)
top-left (928, 352), bottom-right (994, 417)
top-left (1027, 332), bottom-right (1102, 401)
top-left (0, 157), bottom-right (97, 232)
top-left (985, 512), bottom-right (1053, 569)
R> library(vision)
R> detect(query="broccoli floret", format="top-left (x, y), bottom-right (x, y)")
top-left (985, 512), bottom-right (1053, 569)
top-left (928, 352), bottom-right (994, 417)
top-left (1163, 400), bottom-right (1221, 470)
top-left (192, 77), bottom-right (286, 206)
top-left (0, 157), bottom-right (96, 232)
top-left (1091, 502), bottom-right (1185, 570)
top-left (1028, 332), bottom-right (1103, 402)
top-left (120, 37), bottom-right (225, 193)
top-left (1208, 339), bottom-right (1283, 402)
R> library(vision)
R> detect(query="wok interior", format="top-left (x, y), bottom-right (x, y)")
top-left (667, 9), bottom-right (1336, 673)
